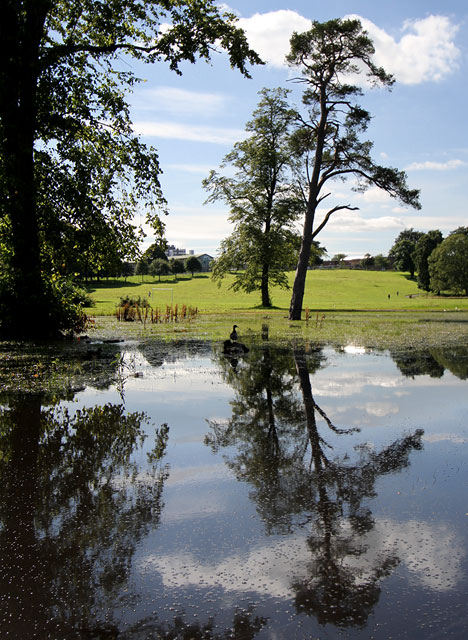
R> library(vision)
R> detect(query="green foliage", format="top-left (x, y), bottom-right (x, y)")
top-left (185, 256), bottom-right (202, 276)
top-left (286, 18), bottom-right (420, 319)
top-left (0, 0), bottom-right (262, 338)
top-left (0, 272), bottom-right (89, 337)
top-left (413, 230), bottom-right (443, 291)
top-left (373, 254), bottom-right (390, 270)
top-left (169, 258), bottom-right (186, 277)
top-left (116, 295), bottom-right (151, 321)
top-left (149, 258), bottom-right (170, 281)
top-left (389, 229), bottom-right (424, 277)
top-left (135, 259), bottom-right (150, 280)
top-left (429, 233), bottom-right (468, 295)
top-left (361, 253), bottom-right (375, 269)
top-left (142, 241), bottom-right (168, 263)
top-left (332, 253), bottom-right (347, 266)
top-left (204, 88), bottom-right (301, 307)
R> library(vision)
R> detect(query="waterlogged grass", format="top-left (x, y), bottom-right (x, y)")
top-left (83, 270), bottom-right (468, 351)
top-left (88, 309), bottom-right (468, 353)
top-left (85, 270), bottom-right (468, 316)
top-left (2, 271), bottom-right (467, 398)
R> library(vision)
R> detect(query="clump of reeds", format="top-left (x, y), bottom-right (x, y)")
top-left (116, 298), bottom-right (198, 324)
top-left (304, 308), bottom-right (325, 328)
top-left (115, 296), bottom-right (151, 322)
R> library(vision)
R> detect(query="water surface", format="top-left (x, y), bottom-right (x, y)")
top-left (1, 339), bottom-right (468, 638)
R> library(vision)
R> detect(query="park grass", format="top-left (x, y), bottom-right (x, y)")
top-left (84, 270), bottom-right (468, 351)
top-left (85, 270), bottom-right (468, 315)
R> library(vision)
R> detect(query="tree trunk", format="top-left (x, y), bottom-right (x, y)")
top-left (0, 1), bottom-right (50, 337)
top-left (261, 263), bottom-right (271, 307)
top-left (289, 202), bottom-right (315, 319)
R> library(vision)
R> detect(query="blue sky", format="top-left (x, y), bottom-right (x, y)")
top-left (129, 0), bottom-right (468, 259)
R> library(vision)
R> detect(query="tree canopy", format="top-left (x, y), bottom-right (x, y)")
top-left (388, 228), bottom-right (424, 278)
top-left (428, 233), bottom-right (468, 296)
top-left (412, 230), bottom-right (443, 291)
top-left (0, 0), bottom-right (261, 338)
top-left (204, 88), bottom-right (302, 307)
top-left (285, 18), bottom-right (420, 319)
top-left (186, 255), bottom-right (202, 277)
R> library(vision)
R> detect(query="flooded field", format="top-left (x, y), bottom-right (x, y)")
top-left (1, 337), bottom-right (468, 639)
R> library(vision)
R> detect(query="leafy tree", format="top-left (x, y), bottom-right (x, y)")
top-left (449, 227), bottom-right (468, 237)
top-left (373, 253), bottom-right (389, 270)
top-left (388, 228), bottom-right (424, 277)
top-left (308, 240), bottom-right (328, 266)
top-left (412, 230), bottom-right (443, 291)
top-left (332, 253), bottom-right (347, 266)
top-left (428, 233), bottom-right (468, 296)
top-left (135, 259), bottom-right (150, 282)
top-left (287, 234), bottom-right (327, 268)
top-left (186, 256), bottom-right (202, 277)
top-left (150, 258), bottom-right (170, 281)
top-left (204, 88), bottom-right (302, 307)
top-left (120, 262), bottom-right (135, 280)
top-left (169, 257), bottom-right (186, 279)
top-left (286, 19), bottom-right (420, 320)
top-left (0, 0), bottom-right (261, 339)
top-left (142, 241), bottom-right (169, 263)
top-left (361, 253), bottom-right (375, 269)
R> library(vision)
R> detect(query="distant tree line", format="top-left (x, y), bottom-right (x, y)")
top-left (134, 243), bottom-right (202, 281)
top-left (389, 227), bottom-right (468, 296)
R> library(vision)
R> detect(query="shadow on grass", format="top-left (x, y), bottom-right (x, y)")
top-left (252, 304), bottom-right (282, 310)
top-left (85, 275), bottom-right (203, 293)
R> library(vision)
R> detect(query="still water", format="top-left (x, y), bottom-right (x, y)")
top-left (1, 338), bottom-right (468, 639)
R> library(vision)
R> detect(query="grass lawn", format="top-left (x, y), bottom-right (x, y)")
top-left (85, 269), bottom-right (468, 315)
top-left (84, 270), bottom-right (468, 350)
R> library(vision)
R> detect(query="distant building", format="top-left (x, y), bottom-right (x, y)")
top-left (166, 245), bottom-right (192, 257)
top-left (170, 253), bottom-right (214, 272)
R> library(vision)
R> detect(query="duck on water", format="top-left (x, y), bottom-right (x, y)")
top-left (223, 325), bottom-right (249, 355)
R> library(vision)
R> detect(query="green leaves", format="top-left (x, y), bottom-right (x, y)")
top-left (204, 88), bottom-right (302, 307)
top-left (0, 0), bottom-right (263, 336)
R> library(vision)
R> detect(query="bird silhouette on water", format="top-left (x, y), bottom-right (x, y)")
top-left (223, 324), bottom-right (249, 357)
top-left (230, 324), bottom-right (238, 341)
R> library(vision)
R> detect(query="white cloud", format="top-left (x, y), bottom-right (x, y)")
top-left (133, 86), bottom-right (229, 116)
top-left (138, 517), bottom-right (465, 598)
top-left (348, 14), bottom-right (460, 84)
top-left (164, 205), bottom-right (231, 246)
top-left (406, 159), bottom-right (467, 171)
top-left (400, 215), bottom-right (467, 232)
top-left (237, 10), bottom-right (312, 67)
top-left (424, 433), bottom-right (467, 444)
top-left (357, 186), bottom-right (393, 204)
top-left (323, 212), bottom-right (406, 233)
top-left (237, 10), bottom-right (460, 84)
top-left (133, 121), bottom-right (245, 144)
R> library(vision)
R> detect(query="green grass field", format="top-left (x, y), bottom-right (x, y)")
top-left (85, 269), bottom-right (468, 315)
top-left (84, 270), bottom-right (468, 350)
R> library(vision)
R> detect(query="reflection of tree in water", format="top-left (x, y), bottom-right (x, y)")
top-left (208, 343), bottom-right (326, 532)
top-left (390, 346), bottom-right (445, 379)
top-left (424, 345), bottom-right (468, 380)
top-left (0, 394), bottom-right (169, 639)
top-left (390, 344), bottom-right (468, 380)
top-left (129, 607), bottom-right (267, 639)
top-left (139, 339), bottom-right (213, 368)
top-left (208, 344), bottom-right (424, 629)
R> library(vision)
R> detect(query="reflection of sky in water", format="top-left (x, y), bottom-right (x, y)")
top-left (74, 344), bottom-right (468, 638)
